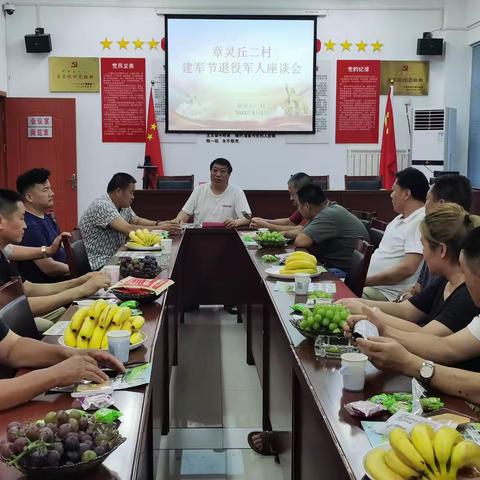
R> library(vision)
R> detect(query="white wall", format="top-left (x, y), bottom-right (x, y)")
top-left (0, 11), bottom-right (7, 92)
top-left (4, 1), bottom-right (472, 217)
top-left (466, 0), bottom-right (480, 45)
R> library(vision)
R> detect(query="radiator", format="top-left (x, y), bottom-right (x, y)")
top-left (347, 150), bottom-right (410, 176)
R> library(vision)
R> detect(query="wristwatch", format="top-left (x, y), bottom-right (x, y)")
top-left (41, 245), bottom-right (48, 258)
top-left (419, 360), bottom-right (435, 385)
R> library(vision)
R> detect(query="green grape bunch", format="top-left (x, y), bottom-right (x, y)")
top-left (298, 303), bottom-right (350, 336)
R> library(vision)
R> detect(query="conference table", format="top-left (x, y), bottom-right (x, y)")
top-left (0, 228), bottom-right (476, 480)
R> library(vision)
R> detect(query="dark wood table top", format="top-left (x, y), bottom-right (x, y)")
top-left (239, 234), bottom-right (479, 479)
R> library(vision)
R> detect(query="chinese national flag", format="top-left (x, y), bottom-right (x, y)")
top-left (145, 88), bottom-right (164, 176)
top-left (379, 85), bottom-right (397, 189)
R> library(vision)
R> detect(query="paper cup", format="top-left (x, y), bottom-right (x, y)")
top-left (340, 352), bottom-right (368, 391)
top-left (106, 330), bottom-right (131, 363)
top-left (162, 238), bottom-right (172, 254)
top-left (294, 272), bottom-right (311, 295)
top-left (103, 265), bottom-right (120, 284)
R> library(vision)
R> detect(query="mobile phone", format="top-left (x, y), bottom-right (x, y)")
top-left (242, 211), bottom-right (252, 220)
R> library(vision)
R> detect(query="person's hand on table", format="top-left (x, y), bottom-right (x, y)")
top-left (336, 297), bottom-right (364, 314)
top-left (46, 232), bottom-right (70, 257)
top-left (79, 272), bottom-right (111, 297)
top-left (250, 217), bottom-right (267, 228)
top-left (78, 349), bottom-right (126, 373)
top-left (224, 218), bottom-right (239, 229)
top-left (356, 336), bottom-right (413, 374)
top-left (344, 305), bottom-right (385, 337)
top-left (48, 355), bottom-right (109, 386)
top-left (157, 220), bottom-right (181, 235)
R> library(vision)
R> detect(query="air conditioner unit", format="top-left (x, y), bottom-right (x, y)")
top-left (411, 108), bottom-right (456, 181)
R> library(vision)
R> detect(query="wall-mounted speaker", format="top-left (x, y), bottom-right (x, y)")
top-left (24, 30), bottom-right (52, 53)
top-left (417, 37), bottom-right (444, 56)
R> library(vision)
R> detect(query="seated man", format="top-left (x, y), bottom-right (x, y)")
top-left (364, 167), bottom-right (429, 301)
top-left (0, 322), bottom-right (124, 410)
top-left (16, 168), bottom-right (69, 283)
top-left (294, 184), bottom-right (369, 275)
top-left (356, 227), bottom-right (480, 402)
top-left (174, 158), bottom-right (251, 228)
top-left (399, 173), bottom-right (472, 300)
top-left (0, 189), bottom-right (110, 317)
top-left (80, 172), bottom-right (180, 270)
top-left (250, 172), bottom-right (312, 237)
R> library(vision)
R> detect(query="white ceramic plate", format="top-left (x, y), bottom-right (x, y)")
top-left (58, 330), bottom-right (147, 351)
top-left (125, 242), bottom-right (162, 251)
top-left (265, 265), bottom-right (326, 279)
top-left (362, 444), bottom-right (389, 480)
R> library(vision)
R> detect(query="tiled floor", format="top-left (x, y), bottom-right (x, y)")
top-left (154, 307), bottom-right (283, 479)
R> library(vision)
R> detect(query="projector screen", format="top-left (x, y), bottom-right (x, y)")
top-left (165, 15), bottom-right (316, 134)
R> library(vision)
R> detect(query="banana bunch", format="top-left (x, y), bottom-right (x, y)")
top-left (128, 229), bottom-right (161, 247)
top-left (365, 424), bottom-right (480, 480)
top-left (63, 300), bottom-right (146, 349)
top-left (279, 251), bottom-right (318, 275)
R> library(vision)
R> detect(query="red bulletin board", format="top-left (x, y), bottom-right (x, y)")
top-left (335, 60), bottom-right (381, 144)
top-left (101, 58), bottom-right (146, 142)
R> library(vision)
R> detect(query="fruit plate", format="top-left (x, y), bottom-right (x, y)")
top-left (58, 330), bottom-right (147, 351)
top-left (110, 289), bottom-right (160, 305)
top-left (255, 239), bottom-right (288, 248)
top-left (265, 265), bottom-right (326, 279)
top-left (125, 242), bottom-right (162, 251)
top-left (10, 436), bottom-right (126, 479)
top-left (290, 318), bottom-right (345, 340)
top-left (362, 444), bottom-right (389, 480)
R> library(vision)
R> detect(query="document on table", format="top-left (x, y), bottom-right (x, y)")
top-left (274, 281), bottom-right (337, 293)
top-left (42, 320), bottom-right (69, 336)
top-left (112, 363), bottom-right (152, 390)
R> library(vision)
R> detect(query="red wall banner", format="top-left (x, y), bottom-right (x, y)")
top-left (101, 58), bottom-right (146, 142)
top-left (335, 60), bottom-right (381, 144)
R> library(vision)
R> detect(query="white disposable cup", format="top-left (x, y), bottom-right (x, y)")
top-left (162, 238), bottom-right (172, 254)
top-left (103, 265), bottom-right (120, 284)
top-left (106, 330), bottom-right (131, 363)
top-left (340, 352), bottom-right (368, 391)
top-left (294, 273), bottom-right (311, 295)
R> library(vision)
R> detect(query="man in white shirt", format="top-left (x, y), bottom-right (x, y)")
top-left (363, 167), bottom-right (429, 301)
top-left (174, 158), bottom-right (251, 228)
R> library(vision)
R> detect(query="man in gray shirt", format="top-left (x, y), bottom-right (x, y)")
top-left (294, 184), bottom-right (369, 274)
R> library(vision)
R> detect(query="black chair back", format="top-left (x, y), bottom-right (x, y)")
top-left (345, 175), bottom-right (382, 190)
top-left (369, 218), bottom-right (388, 249)
top-left (311, 175), bottom-right (330, 191)
top-left (344, 239), bottom-right (375, 297)
top-left (157, 175), bottom-right (194, 190)
top-left (348, 209), bottom-right (377, 231)
top-left (63, 230), bottom-right (91, 278)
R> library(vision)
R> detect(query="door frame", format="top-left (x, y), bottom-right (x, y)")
top-left (0, 92), bottom-right (6, 186)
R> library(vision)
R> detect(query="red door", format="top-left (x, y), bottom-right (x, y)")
top-left (5, 98), bottom-right (77, 231)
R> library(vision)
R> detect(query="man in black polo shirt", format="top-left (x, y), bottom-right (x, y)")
top-left (0, 320), bottom-right (124, 410)
top-left (0, 189), bottom-right (110, 316)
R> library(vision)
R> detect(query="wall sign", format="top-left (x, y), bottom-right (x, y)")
top-left (335, 60), bottom-right (381, 144)
top-left (380, 61), bottom-right (429, 96)
top-left (101, 58), bottom-right (146, 143)
top-left (49, 57), bottom-right (99, 92)
top-left (27, 116), bottom-right (52, 138)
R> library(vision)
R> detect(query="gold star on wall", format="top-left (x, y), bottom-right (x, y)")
top-left (371, 40), bottom-right (384, 52)
top-left (133, 38), bottom-right (144, 50)
top-left (340, 40), bottom-right (352, 51)
top-left (324, 39), bottom-right (336, 51)
top-left (100, 38), bottom-right (113, 49)
top-left (117, 37), bottom-right (129, 50)
top-left (148, 38), bottom-right (160, 50)
top-left (356, 40), bottom-right (367, 52)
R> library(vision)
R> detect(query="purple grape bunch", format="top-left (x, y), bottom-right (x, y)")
top-left (119, 255), bottom-right (160, 279)
top-left (0, 409), bottom-right (122, 470)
